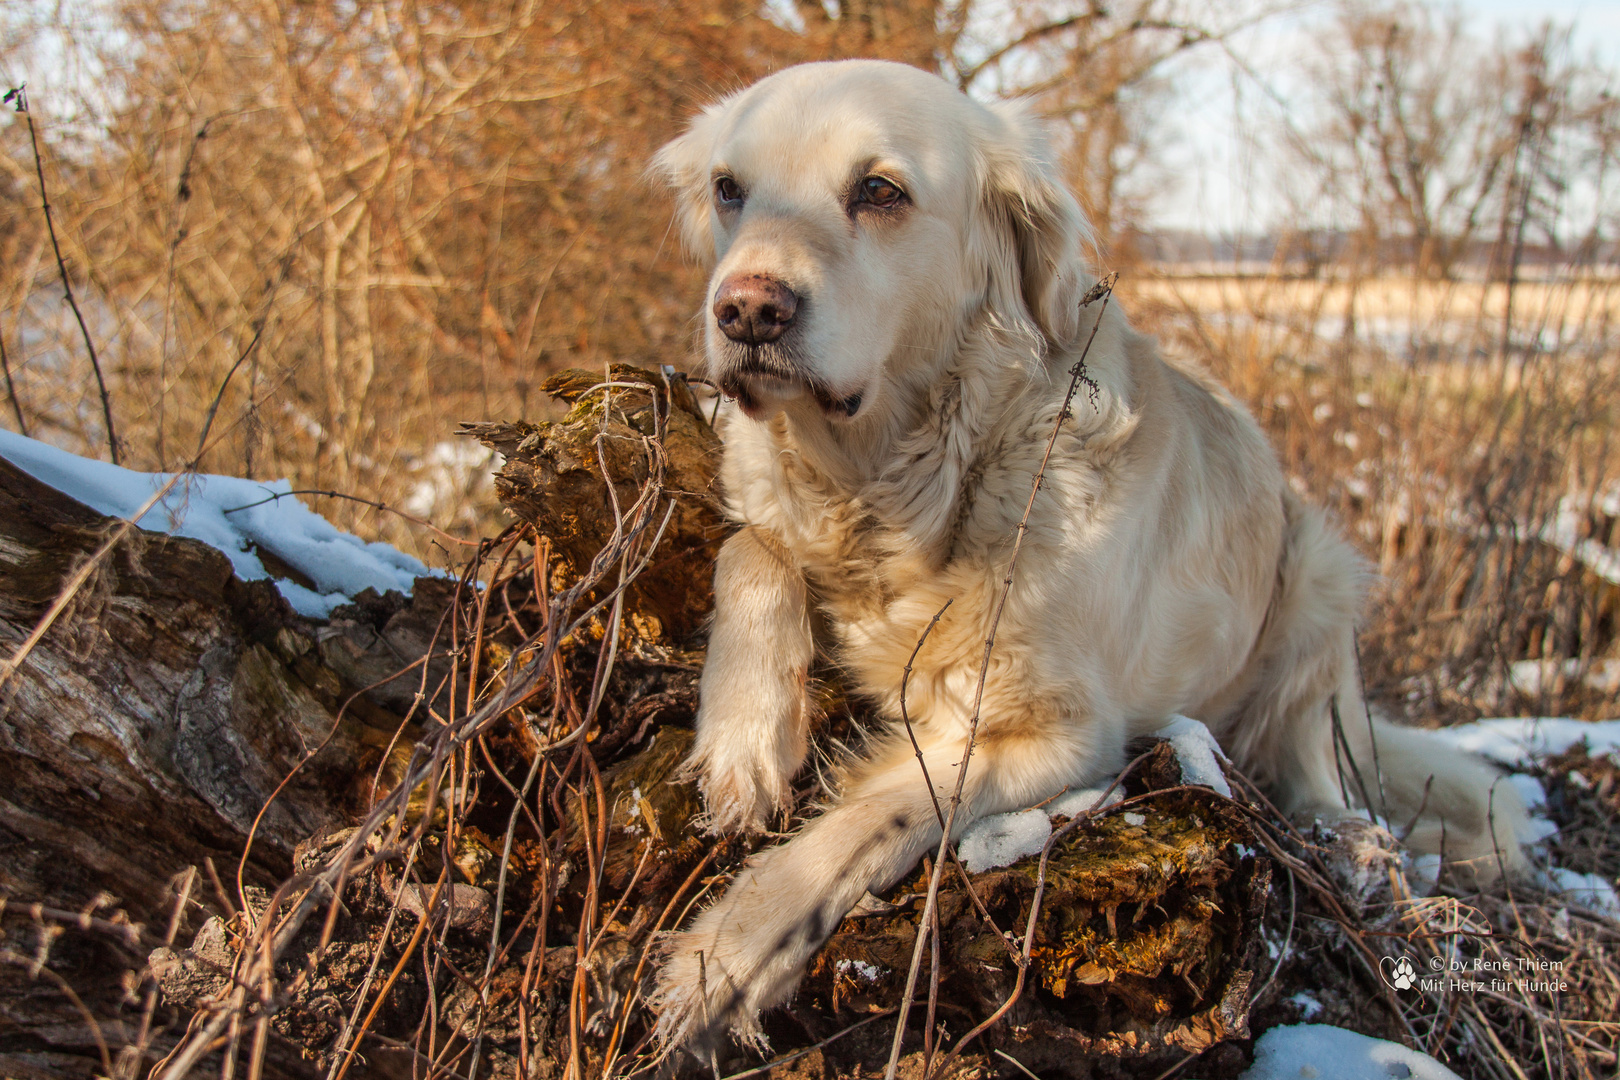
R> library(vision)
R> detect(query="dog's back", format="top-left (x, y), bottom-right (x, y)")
top-left (1131, 339), bottom-right (1530, 881)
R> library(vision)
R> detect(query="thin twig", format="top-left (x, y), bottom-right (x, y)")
top-left (993, 1049), bottom-right (1042, 1080)
top-left (899, 597), bottom-right (954, 832)
top-left (6, 86), bottom-right (118, 464)
top-left (0, 317), bottom-right (26, 435)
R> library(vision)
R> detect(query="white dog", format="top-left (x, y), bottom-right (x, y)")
top-left (647, 59), bottom-right (1528, 1048)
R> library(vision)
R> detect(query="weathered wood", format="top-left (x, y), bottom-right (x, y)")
top-left (0, 458), bottom-right (434, 918)
top-left (0, 457), bottom-right (443, 1077)
top-left (462, 365), bottom-right (727, 645)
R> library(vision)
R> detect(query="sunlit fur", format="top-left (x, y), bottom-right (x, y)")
top-left (647, 59), bottom-right (1530, 1050)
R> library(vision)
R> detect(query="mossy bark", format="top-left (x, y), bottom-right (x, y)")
top-left (799, 744), bottom-right (1270, 1073)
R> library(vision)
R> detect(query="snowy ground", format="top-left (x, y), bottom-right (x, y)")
top-left (1240, 1023), bottom-right (1463, 1080)
top-left (0, 430), bottom-right (438, 618)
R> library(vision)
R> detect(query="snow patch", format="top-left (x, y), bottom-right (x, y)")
top-left (1155, 714), bottom-right (1233, 797)
top-left (1543, 495), bottom-right (1620, 587)
top-left (1408, 853), bottom-right (1442, 895)
top-left (957, 809), bottom-right (1051, 873)
top-left (834, 958), bottom-right (883, 983)
top-left (1286, 992), bottom-right (1323, 1020)
top-left (1509, 657), bottom-right (1620, 697)
top-left (1240, 1024), bottom-right (1463, 1080)
top-left (1536, 867), bottom-right (1620, 918)
top-left (1427, 717), bottom-right (1620, 767)
top-left (0, 429), bottom-right (436, 619)
top-left (1506, 773), bottom-right (1547, 809)
top-left (1521, 816), bottom-right (1560, 844)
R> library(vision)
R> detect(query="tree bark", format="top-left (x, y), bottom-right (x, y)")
top-left (0, 456), bottom-right (446, 1078)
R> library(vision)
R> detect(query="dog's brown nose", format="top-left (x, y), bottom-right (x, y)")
top-left (713, 274), bottom-right (798, 345)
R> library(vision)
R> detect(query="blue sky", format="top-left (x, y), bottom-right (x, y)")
top-left (1468, 0), bottom-right (1618, 60)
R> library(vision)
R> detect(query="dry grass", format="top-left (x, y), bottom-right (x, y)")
top-left (1123, 273), bottom-right (1620, 337)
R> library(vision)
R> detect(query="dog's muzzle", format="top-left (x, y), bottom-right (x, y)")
top-left (717, 354), bottom-right (862, 420)
top-left (710, 275), bottom-right (863, 419)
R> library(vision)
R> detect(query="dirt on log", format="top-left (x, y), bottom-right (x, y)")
top-left (0, 367), bottom-right (1276, 1080)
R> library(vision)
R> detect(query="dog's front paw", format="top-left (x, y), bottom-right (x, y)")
top-left (649, 928), bottom-right (768, 1052)
top-left (679, 741), bottom-right (792, 835)
top-left (695, 760), bottom-right (785, 835)
top-left (651, 853), bottom-right (832, 1051)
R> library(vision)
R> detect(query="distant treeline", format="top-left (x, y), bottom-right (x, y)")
top-left (1130, 229), bottom-right (1620, 277)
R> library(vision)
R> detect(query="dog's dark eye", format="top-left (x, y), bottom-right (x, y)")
top-left (714, 176), bottom-right (745, 207)
top-left (857, 176), bottom-right (904, 209)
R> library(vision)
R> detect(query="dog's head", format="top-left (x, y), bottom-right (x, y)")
top-left (653, 60), bottom-right (1094, 424)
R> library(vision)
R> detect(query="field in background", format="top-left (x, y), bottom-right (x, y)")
top-left (1128, 274), bottom-right (1619, 342)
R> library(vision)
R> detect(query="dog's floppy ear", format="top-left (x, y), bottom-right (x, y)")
top-left (650, 102), bottom-right (729, 264)
top-left (978, 100), bottom-right (1096, 346)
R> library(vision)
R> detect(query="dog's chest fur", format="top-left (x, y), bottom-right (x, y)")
top-left (717, 394), bottom-right (1075, 722)
top-left (751, 447), bottom-right (936, 623)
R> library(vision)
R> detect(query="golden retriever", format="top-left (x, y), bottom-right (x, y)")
top-left (647, 59), bottom-right (1529, 1049)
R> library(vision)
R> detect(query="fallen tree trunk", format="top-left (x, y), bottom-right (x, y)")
top-left (0, 457), bottom-right (453, 1078)
top-left (0, 457), bottom-right (456, 919)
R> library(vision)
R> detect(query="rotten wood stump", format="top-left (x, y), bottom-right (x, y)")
top-left (462, 364), bottom-right (727, 645)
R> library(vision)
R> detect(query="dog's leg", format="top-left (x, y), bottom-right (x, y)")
top-left (653, 722), bottom-right (1105, 1050)
top-left (686, 525), bottom-right (814, 834)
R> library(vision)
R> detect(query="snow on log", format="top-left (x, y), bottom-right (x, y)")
top-left (0, 430), bottom-right (440, 619)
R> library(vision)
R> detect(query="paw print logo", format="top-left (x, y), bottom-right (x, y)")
top-left (1379, 954), bottom-right (1418, 991)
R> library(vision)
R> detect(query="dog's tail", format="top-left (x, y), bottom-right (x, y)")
top-left (1337, 714), bottom-right (1531, 883)
top-left (1227, 492), bottom-right (1530, 884)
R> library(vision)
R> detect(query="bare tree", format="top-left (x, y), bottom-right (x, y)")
top-left (1289, 2), bottom-right (1520, 279)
